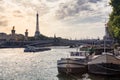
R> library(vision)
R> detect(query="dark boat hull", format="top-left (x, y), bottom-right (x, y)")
top-left (58, 66), bottom-right (87, 74)
top-left (57, 58), bottom-right (88, 74)
top-left (88, 63), bottom-right (120, 76)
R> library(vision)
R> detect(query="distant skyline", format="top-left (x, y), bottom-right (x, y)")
top-left (0, 0), bottom-right (112, 39)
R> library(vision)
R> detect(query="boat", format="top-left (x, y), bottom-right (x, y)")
top-left (88, 29), bottom-right (120, 76)
top-left (57, 45), bottom-right (90, 74)
top-left (24, 46), bottom-right (51, 52)
top-left (88, 52), bottom-right (120, 76)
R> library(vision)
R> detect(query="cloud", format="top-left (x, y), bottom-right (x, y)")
top-left (0, 6), bottom-right (4, 11)
top-left (89, 0), bottom-right (102, 3)
top-left (11, 0), bottom-right (50, 16)
top-left (0, 15), bottom-right (8, 26)
top-left (0, 15), bottom-right (6, 19)
top-left (63, 14), bottom-right (104, 25)
top-left (0, 20), bottom-right (8, 26)
top-left (13, 10), bottom-right (21, 13)
top-left (46, 0), bottom-right (60, 2)
top-left (12, 10), bottom-right (24, 17)
top-left (55, 0), bottom-right (104, 20)
top-left (0, 0), bottom-right (5, 12)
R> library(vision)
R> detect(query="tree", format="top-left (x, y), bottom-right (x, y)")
top-left (108, 0), bottom-right (120, 41)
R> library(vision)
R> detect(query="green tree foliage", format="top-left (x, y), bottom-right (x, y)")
top-left (108, 0), bottom-right (120, 40)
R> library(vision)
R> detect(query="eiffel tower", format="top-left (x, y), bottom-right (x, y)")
top-left (34, 12), bottom-right (40, 38)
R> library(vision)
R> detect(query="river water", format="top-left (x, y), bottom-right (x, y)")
top-left (0, 46), bottom-right (120, 80)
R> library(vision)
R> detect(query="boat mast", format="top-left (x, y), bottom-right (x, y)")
top-left (104, 37), bottom-right (106, 52)
top-left (104, 19), bottom-right (107, 53)
top-left (104, 0), bottom-right (109, 53)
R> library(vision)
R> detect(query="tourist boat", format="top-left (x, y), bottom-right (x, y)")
top-left (24, 46), bottom-right (51, 52)
top-left (88, 52), bottom-right (120, 76)
top-left (57, 45), bottom-right (90, 74)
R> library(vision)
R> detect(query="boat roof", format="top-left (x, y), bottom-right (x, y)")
top-left (88, 53), bottom-right (120, 64)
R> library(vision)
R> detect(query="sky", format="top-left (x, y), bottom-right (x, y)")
top-left (0, 0), bottom-right (112, 39)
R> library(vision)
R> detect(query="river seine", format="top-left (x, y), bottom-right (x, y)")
top-left (0, 46), bottom-right (120, 80)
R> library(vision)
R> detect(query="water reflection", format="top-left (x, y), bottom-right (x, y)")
top-left (89, 74), bottom-right (120, 80)
top-left (0, 47), bottom-right (120, 80)
top-left (57, 73), bottom-right (120, 80)
top-left (57, 73), bottom-right (90, 80)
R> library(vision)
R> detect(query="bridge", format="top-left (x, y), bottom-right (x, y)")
top-left (0, 39), bottom-right (113, 48)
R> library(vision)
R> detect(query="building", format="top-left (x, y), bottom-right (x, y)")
top-left (0, 33), bottom-right (7, 41)
top-left (34, 12), bottom-right (40, 38)
top-left (103, 24), bottom-right (112, 40)
top-left (103, 24), bottom-right (113, 45)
